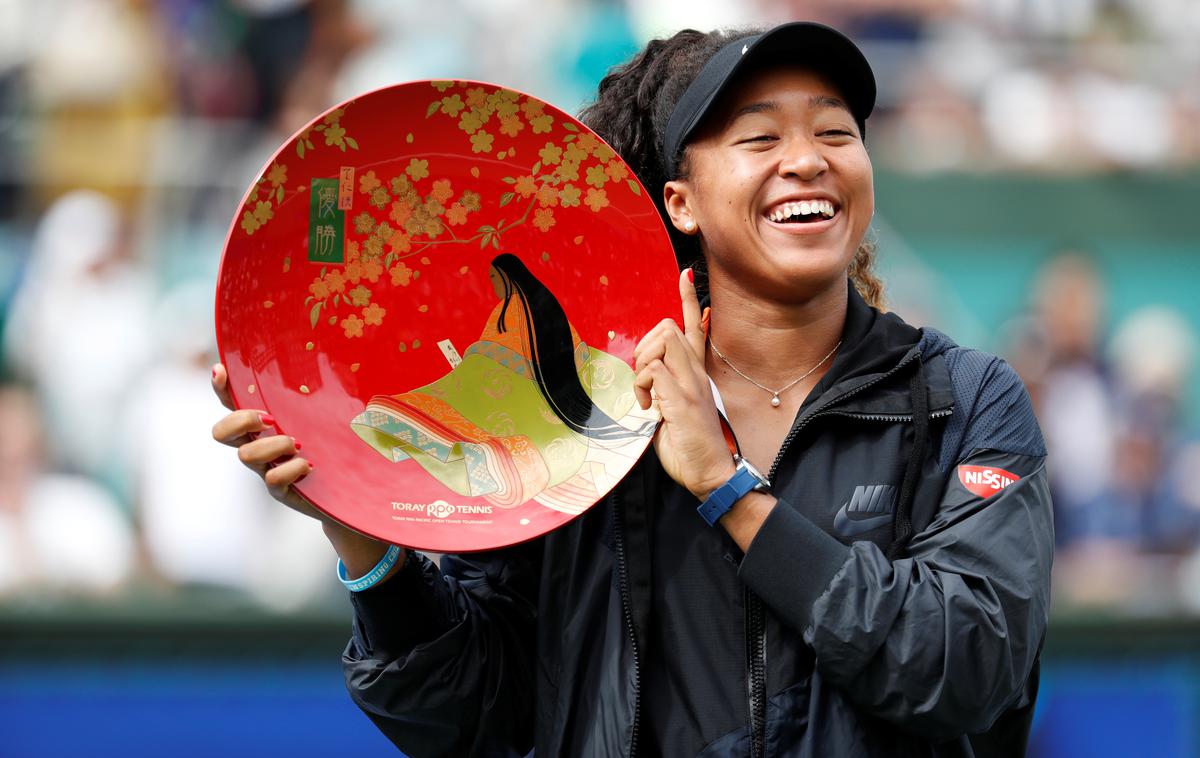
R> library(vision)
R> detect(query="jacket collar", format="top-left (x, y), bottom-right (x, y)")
top-left (795, 280), bottom-right (954, 420)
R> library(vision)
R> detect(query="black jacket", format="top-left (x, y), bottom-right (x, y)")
top-left (342, 283), bottom-right (1053, 757)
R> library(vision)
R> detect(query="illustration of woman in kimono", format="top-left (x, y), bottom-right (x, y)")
top-left (350, 253), bottom-right (657, 514)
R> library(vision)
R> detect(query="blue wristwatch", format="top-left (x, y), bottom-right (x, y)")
top-left (696, 456), bottom-right (771, 526)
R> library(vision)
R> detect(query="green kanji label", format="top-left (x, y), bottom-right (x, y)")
top-left (308, 178), bottom-right (344, 264)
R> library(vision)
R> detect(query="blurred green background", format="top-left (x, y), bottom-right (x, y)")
top-left (1, 0), bottom-right (1198, 756)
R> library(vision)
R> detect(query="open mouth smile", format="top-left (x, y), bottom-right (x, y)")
top-left (762, 197), bottom-right (840, 233)
top-left (766, 199), bottom-right (835, 223)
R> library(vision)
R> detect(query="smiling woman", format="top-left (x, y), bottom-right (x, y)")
top-left (665, 67), bottom-right (876, 308)
top-left (211, 20), bottom-right (1053, 758)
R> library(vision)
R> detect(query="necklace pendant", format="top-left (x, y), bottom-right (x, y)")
top-left (770, 393), bottom-right (781, 407)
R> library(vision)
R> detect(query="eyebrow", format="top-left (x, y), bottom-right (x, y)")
top-left (728, 95), bottom-right (851, 123)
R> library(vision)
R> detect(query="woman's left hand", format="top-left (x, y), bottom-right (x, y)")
top-left (633, 269), bottom-right (737, 500)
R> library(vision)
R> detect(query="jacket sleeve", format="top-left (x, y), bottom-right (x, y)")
top-left (341, 539), bottom-right (542, 757)
top-left (737, 356), bottom-right (1053, 741)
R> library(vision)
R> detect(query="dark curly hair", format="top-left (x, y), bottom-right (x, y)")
top-left (577, 27), bottom-right (886, 310)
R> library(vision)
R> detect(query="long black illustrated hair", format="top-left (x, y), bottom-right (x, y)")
top-left (490, 253), bottom-right (648, 440)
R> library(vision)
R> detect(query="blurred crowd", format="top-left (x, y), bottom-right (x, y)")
top-left (0, 0), bottom-right (1197, 615)
top-left (1001, 252), bottom-right (1200, 614)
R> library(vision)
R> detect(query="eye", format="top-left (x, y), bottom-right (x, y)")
top-left (737, 134), bottom-right (777, 144)
top-left (819, 129), bottom-right (856, 138)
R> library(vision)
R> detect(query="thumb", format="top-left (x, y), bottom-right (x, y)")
top-left (679, 267), bottom-right (704, 359)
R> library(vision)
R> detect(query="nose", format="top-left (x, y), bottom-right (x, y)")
top-left (776, 136), bottom-right (828, 181)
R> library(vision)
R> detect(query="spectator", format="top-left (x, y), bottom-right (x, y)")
top-left (1019, 252), bottom-right (1120, 547)
top-left (3, 191), bottom-right (154, 496)
top-left (0, 383), bottom-right (134, 596)
top-left (1107, 306), bottom-right (1200, 553)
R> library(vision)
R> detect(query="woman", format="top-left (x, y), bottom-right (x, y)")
top-left (212, 22), bottom-right (1052, 757)
top-left (350, 253), bottom-right (654, 512)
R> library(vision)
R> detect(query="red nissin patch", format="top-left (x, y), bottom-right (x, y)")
top-left (957, 465), bottom-right (1021, 498)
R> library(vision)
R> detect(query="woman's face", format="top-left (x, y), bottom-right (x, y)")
top-left (488, 266), bottom-right (507, 299)
top-left (665, 65), bottom-right (874, 303)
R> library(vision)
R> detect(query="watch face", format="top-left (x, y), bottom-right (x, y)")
top-left (737, 456), bottom-right (771, 490)
top-left (215, 79), bottom-right (679, 552)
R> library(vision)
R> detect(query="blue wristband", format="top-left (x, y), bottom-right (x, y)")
top-left (337, 544), bottom-right (403, 592)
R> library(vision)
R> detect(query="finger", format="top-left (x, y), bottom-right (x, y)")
top-left (635, 360), bottom-right (685, 413)
top-left (212, 409), bottom-right (276, 447)
top-left (661, 326), bottom-right (709, 396)
top-left (263, 455), bottom-right (314, 494)
top-left (211, 364), bottom-right (235, 411)
top-left (633, 331), bottom-right (668, 373)
top-left (237, 434), bottom-right (301, 470)
top-left (632, 319), bottom-right (676, 368)
top-left (636, 326), bottom-right (705, 394)
top-left (633, 359), bottom-right (662, 410)
top-left (638, 320), bottom-right (697, 376)
top-left (634, 381), bottom-right (652, 411)
top-left (679, 268), bottom-right (704, 359)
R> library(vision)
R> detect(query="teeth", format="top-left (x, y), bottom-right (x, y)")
top-left (767, 199), bottom-right (836, 222)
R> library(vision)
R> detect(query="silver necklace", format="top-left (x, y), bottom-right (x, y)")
top-left (709, 336), bottom-right (842, 408)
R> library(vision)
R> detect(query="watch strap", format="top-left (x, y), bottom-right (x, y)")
top-left (696, 464), bottom-right (761, 526)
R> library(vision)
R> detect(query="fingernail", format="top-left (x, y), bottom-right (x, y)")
top-left (686, 268), bottom-right (694, 284)
top-left (259, 413), bottom-right (276, 427)
top-left (293, 438), bottom-right (302, 451)
top-left (212, 366), bottom-right (218, 380)
top-left (307, 460), bottom-right (315, 469)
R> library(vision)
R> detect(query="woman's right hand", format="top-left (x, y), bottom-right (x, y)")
top-left (209, 364), bottom-right (400, 576)
top-left (209, 363), bottom-right (324, 521)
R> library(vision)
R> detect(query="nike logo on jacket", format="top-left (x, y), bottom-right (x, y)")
top-left (832, 484), bottom-right (897, 537)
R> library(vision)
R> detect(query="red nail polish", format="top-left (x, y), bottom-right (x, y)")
top-left (259, 413), bottom-right (276, 426)
top-left (212, 366), bottom-right (218, 380)
top-left (307, 460), bottom-right (315, 469)
top-left (293, 438), bottom-right (303, 451)
top-left (686, 268), bottom-right (695, 284)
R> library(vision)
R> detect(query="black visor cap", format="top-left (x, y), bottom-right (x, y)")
top-left (662, 22), bottom-right (876, 177)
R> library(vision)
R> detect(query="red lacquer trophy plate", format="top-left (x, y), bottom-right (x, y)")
top-left (215, 80), bottom-right (679, 552)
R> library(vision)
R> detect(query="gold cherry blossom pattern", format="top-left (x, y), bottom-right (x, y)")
top-left (422, 81), bottom-right (644, 215)
top-left (348, 285), bottom-right (371, 306)
top-left (363, 303), bottom-right (386, 326)
top-left (295, 106), bottom-right (360, 158)
top-left (239, 161), bottom-right (291, 235)
top-left (390, 261), bottom-right (414, 286)
top-left (240, 199), bottom-right (274, 235)
top-left (302, 158), bottom-right (493, 338)
top-left (585, 188), bottom-right (610, 213)
top-left (292, 83), bottom-right (648, 341)
top-left (533, 208), bottom-right (555, 232)
top-left (342, 314), bottom-right (365, 338)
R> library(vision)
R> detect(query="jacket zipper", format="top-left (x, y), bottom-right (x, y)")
top-left (743, 353), bottom-right (935, 757)
top-left (823, 408), bottom-right (954, 423)
top-left (746, 589), bottom-right (767, 758)
top-left (612, 494), bottom-right (641, 757)
top-left (767, 352), bottom-right (925, 482)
